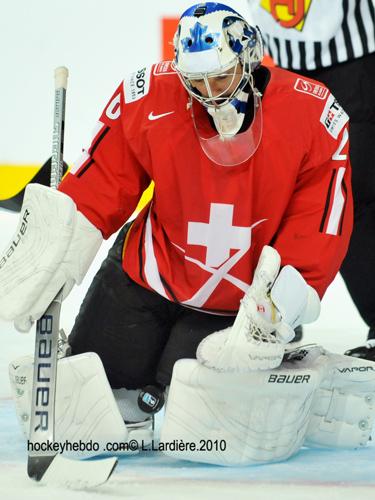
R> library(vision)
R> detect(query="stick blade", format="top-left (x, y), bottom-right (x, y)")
top-left (28, 455), bottom-right (55, 481)
top-left (29, 454), bottom-right (118, 489)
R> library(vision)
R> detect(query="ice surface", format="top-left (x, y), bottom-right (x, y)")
top-left (1, 209), bottom-right (374, 499)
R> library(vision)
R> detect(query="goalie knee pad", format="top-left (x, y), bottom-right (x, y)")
top-left (8, 352), bottom-right (153, 457)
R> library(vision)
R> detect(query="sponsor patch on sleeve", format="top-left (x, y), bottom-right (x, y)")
top-left (153, 61), bottom-right (176, 76)
top-left (123, 66), bottom-right (151, 103)
top-left (320, 94), bottom-right (349, 139)
top-left (294, 78), bottom-right (329, 99)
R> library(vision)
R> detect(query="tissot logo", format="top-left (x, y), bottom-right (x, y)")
top-left (123, 67), bottom-right (151, 104)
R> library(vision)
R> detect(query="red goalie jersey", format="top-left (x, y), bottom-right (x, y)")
top-left (59, 61), bottom-right (353, 315)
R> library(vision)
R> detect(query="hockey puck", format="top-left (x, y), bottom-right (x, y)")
top-left (138, 385), bottom-right (165, 414)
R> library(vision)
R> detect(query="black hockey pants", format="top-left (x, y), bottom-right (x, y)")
top-left (69, 226), bottom-right (235, 389)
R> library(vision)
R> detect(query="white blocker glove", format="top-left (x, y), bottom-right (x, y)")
top-left (0, 184), bottom-right (103, 332)
top-left (197, 245), bottom-right (320, 371)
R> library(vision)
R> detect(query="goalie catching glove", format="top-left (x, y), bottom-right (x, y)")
top-left (0, 183), bottom-right (103, 332)
top-left (197, 246), bottom-right (320, 371)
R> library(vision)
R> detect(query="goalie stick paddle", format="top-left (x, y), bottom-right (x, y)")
top-left (27, 67), bottom-right (118, 487)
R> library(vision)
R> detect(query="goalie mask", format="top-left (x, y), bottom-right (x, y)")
top-left (173, 2), bottom-right (264, 166)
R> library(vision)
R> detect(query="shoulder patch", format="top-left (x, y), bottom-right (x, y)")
top-left (294, 78), bottom-right (329, 100)
top-left (123, 66), bottom-right (152, 103)
top-left (320, 94), bottom-right (349, 139)
top-left (153, 61), bottom-right (176, 76)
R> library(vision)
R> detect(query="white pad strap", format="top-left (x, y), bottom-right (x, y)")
top-left (0, 184), bottom-right (103, 331)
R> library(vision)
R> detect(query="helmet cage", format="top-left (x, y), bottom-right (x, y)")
top-left (172, 50), bottom-right (253, 109)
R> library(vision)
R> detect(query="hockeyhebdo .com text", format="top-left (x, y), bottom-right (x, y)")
top-left (27, 438), bottom-right (227, 454)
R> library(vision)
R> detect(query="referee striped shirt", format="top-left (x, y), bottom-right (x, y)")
top-left (247, 0), bottom-right (375, 70)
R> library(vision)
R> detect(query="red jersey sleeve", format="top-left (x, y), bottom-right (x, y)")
top-left (273, 110), bottom-right (353, 298)
top-left (59, 82), bottom-right (151, 239)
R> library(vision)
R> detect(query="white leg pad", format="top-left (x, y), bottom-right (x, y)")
top-left (160, 358), bottom-right (320, 465)
top-left (9, 352), bottom-right (128, 457)
top-left (305, 352), bottom-right (375, 448)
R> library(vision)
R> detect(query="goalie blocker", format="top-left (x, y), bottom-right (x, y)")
top-left (0, 183), bottom-right (103, 332)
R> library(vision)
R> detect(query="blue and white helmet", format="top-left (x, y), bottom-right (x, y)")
top-left (173, 2), bottom-right (263, 107)
top-left (173, 3), bottom-right (264, 166)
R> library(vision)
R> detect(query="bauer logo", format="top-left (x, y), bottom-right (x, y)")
top-left (294, 78), bottom-right (328, 99)
top-left (268, 374), bottom-right (311, 383)
top-left (33, 315), bottom-right (54, 433)
top-left (0, 208), bottom-right (30, 270)
top-left (320, 94), bottom-right (349, 139)
top-left (123, 66), bottom-right (151, 103)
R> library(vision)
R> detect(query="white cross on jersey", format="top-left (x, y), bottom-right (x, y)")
top-left (187, 203), bottom-right (252, 267)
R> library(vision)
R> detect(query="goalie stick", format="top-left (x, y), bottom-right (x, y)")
top-left (27, 67), bottom-right (117, 487)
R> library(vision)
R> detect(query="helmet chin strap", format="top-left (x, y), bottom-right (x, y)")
top-left (206, 87), bottom-right (249, 138)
